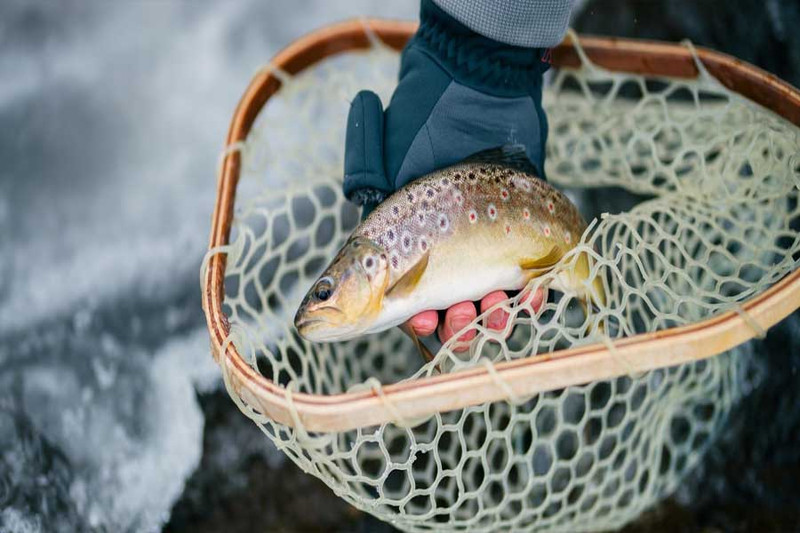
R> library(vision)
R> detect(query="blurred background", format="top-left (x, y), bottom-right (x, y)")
top-left (0, 1), bottom-right (798, 531)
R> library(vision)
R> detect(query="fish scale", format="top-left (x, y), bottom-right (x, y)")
top-left (359, 162), bottom-right (586, 289)
top-left (294, 160), bottom-right (603, 344)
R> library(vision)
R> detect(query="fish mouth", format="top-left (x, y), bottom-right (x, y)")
top-left (295, 315), bottom-right (366, 343)
top-left (295, 317), bottom-right (326, 330)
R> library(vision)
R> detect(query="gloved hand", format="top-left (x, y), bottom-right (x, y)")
top-left (343, 0), bottom-right (552, 346)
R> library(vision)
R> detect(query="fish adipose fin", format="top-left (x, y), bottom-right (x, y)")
top-left (399, 322), bottom-right (436, 363)
top-left (386, 251), bottom-right (429, 299)
top-left (519, 245), bottom-right (563, 273)
top-left (462, 144), bottom-right (541, 177)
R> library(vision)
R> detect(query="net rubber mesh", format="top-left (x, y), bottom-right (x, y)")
top-left (205, 35), bottom-right (800, 531)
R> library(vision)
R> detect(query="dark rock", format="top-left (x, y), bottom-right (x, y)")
top-left (574, 0), bottom-right (800, 88)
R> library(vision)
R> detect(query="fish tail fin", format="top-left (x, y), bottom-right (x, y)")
top-left (572, 251), bottom-right (607, 336)
top-left (579, 299), bottom-right (606, 337)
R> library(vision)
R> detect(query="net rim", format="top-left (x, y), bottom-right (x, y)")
top-left (202, 18), bottom-right (800, 433)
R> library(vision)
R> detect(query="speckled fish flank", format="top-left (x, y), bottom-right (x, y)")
top-left (295, 161), bottom-right (604, 343)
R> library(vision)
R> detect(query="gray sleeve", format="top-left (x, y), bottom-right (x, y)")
top-left (431, 0), bottom-right (576, 48)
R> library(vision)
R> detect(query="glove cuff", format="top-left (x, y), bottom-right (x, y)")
top-left (415, 0), bottom-right (550, 97)
top-left (349, 187), bottom-right (387, 207)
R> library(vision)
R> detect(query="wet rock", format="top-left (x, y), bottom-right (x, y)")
top-left (574, 0), bottom-right (800, 88)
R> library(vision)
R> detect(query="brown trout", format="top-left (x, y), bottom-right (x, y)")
top-left (294, 152), bottom-right (604, 347)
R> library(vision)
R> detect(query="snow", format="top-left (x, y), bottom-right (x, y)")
top-left (0, 1), bottom-right (416, 531)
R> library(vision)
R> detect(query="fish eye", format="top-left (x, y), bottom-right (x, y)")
top-left (314, 277), bottom-right (333, 301)
top-left (363, 255), bottom-right (375, 272)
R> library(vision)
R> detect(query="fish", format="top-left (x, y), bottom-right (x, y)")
top-left (294, 147), bottom-right (605, 356)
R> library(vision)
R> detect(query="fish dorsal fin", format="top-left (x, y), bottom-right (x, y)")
top-left (386, 251), bottom-right (429, 299)
top-left (399, 322), bottom-right (435, 363)
top-left (519, 245), bottom-right (563, 272)
top-left (461, 144), bottom-right (542, 178)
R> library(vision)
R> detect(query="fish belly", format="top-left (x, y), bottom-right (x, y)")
top-left (366, 259), bottom-right (528, 334)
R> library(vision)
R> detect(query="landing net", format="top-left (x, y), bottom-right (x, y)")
top-left (204, 32), bottom-right (800, 532)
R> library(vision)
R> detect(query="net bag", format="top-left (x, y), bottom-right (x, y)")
top-left (202, 21), bottom-right (800, 532)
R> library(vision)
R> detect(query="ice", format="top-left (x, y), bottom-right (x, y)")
top-left (0, 0), bottom-right (417, 335)
top-left (0, 510), bottom-right (42, 533)
top-left (1, 327), bottom-right (218, 531)
top-left (0, 1), bottom-right (415, 531)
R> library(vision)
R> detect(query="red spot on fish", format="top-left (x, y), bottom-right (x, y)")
top-left (468, 210), bottom-right (477, 223)
top-left (543, 225), bottom-right (551, 237)
top-left (547, 201), bottom-right (555, 214)
top-left (487, 204), bottom-right (497, 220)
top-left (504, 223), bottom-right (511, 235)
top-left (500, 189), bottom-right (510, 201)
top-left (523, 208), bottom-right (530, 220)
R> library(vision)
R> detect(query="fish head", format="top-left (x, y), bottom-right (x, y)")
top-left (294, 236), bottom-right (389, 342)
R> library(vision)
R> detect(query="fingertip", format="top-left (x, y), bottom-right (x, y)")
top-left (520, 287), bottom-right (547, 313)
top-left (441, 302), bottom-right (477, 352)
top-left (481, 291), bottom-right (509, 331)
top-left (409, 310), bottom-right (438, 337)
top-left (480, 291), bottom-right (508, 310)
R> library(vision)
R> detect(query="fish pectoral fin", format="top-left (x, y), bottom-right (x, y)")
top-left (519, 245), bottom-right (563, 274)
top-left (399, 322), bottom-right (436, 363)
top-left (386, 251), bottom-right (429, 300)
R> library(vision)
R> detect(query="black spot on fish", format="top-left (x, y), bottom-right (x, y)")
top-left (426, 188), bottom-right (435, 198)
top-left (438, 214), bottom-right (449, 231)
top-left (392, 205), bottom-right (400, 216)
top-left (407, 192), bottom-right (415, 202)
top-left (468, 173), bottom-right (476, 180)
top-left (479, 167), bottom-right (488, 174)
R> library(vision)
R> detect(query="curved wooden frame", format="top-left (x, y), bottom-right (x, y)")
top-left (203, 19), bottom-right (800, 433)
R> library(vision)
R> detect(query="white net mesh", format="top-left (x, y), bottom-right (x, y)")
top-left (205, 35), bottom-right (800, 531)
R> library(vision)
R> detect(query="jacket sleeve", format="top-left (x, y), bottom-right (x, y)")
top-left (432, 0), bottom-right (576, 48)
